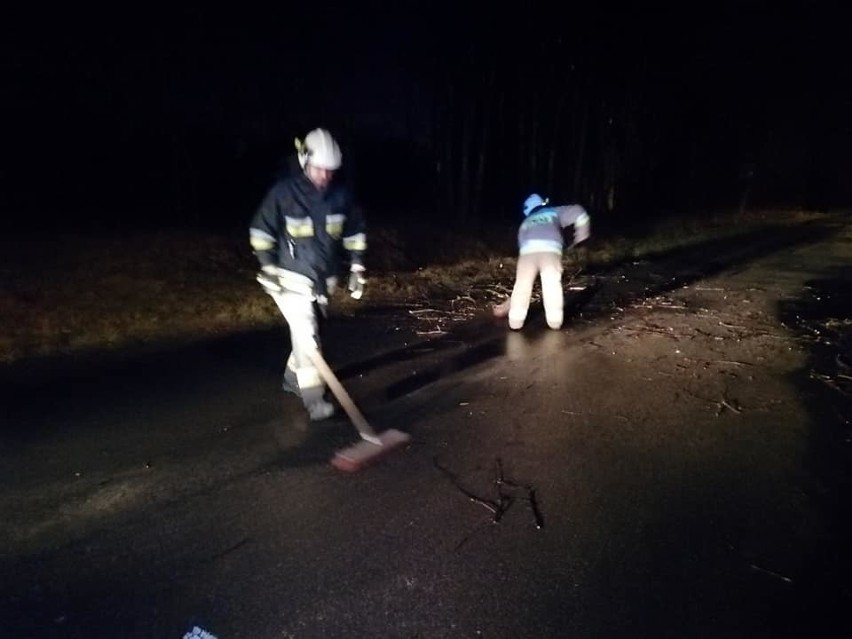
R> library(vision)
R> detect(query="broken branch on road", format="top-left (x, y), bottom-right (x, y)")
top-left (434, 456), bottom-right (544, 551)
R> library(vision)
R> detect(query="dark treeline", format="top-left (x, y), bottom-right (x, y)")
top-left (2, 4), bottom-right (849, 233)
top-left (384, 4), bottom-right (851, 227)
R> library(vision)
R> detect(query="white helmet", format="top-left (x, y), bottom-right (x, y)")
top-left (296, 128), bottom-right (342, 170)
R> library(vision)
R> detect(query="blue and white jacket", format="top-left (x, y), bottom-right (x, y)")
top-left (517, 205), bottom-right (590, 255)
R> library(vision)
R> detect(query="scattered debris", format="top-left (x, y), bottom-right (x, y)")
top-left (631, 295), bottom-right (687, 310)
top-left (401, 274), bottom-right (593, 335)
top-left (810, 371), bottom-right (852, 397)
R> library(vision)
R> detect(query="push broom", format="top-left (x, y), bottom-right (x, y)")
top-left (306, 348), bottom-right (411, 472)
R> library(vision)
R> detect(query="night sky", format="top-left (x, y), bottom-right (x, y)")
top-left (2, 3), bottom-right (850, 232)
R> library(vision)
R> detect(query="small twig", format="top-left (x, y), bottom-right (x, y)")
top-left (706, 359), bottom-right (753, 367)
top-left (718, 398), bottom-right (742, 415)
top-left (206, 537), bottom-right (250, 562)
top-left (453, 519), bottom-right (493, 552)
top-left (434, 457), bottom-right (500, 515)
top-left (692, 328), bottom-right (723, 340)
top-left (815, 377), bottom-right (852, 397)
top-left (528, 489), bottom-right (544, 529)
top-left (750, 563), bottom-right (793, 584)
top-left (496, 458), bottom-right (544, 529)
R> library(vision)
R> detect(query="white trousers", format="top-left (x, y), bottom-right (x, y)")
top-left (508, 251), bottom-right (564, 330)
top-left (269, 289), bottom-right (324, 396)
top-left (265, 273), bottom-right (338, 404)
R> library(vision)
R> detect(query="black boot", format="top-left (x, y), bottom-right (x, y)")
top-left (282, 367), bottom-right (301, 397)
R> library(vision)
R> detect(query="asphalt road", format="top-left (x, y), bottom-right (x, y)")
top-left (2, 217), bottom-right (850, 638)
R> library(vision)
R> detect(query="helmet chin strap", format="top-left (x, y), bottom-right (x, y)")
top-left (295, 137), bottom-right (311, 170)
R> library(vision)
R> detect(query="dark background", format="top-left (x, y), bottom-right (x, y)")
top-left (2, 3), bottom-right (850, 234)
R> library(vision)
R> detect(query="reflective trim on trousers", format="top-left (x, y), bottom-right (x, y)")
top-left (270, 290), bottom-right (324, 396)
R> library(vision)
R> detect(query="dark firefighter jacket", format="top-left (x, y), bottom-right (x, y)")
top-left (249, 172), bottom-right (366, 295)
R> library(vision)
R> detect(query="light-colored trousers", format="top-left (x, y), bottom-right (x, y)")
top-left (508, 251), bottom-right (564, 330)
top-left (266, 272), bottom-right (338, 405)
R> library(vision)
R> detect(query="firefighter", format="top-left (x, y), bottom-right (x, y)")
top-left (249, 128), bottom-right (367, 421)
top-left (506, 193), bottom-right (590, 331)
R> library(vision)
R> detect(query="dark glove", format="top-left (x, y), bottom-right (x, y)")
top-left (347, 266), bottom-right (366, 300)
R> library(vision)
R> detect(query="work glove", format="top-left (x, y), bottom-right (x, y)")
top-left (316, 295), bottom-right (329, 318)
top-left (347, 265), bottom-right (366, 300)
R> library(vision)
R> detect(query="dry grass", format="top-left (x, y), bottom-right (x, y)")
top-left (0, 208), bottom-right (831, 364)
top-left (0, 232), bottom-right (265, 362)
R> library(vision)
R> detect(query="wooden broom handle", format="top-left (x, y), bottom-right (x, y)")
top-left (306, 348), bottom-right (380, 442)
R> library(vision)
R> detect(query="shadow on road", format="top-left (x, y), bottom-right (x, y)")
top-left (772, 267), bottom-right (852, 636)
